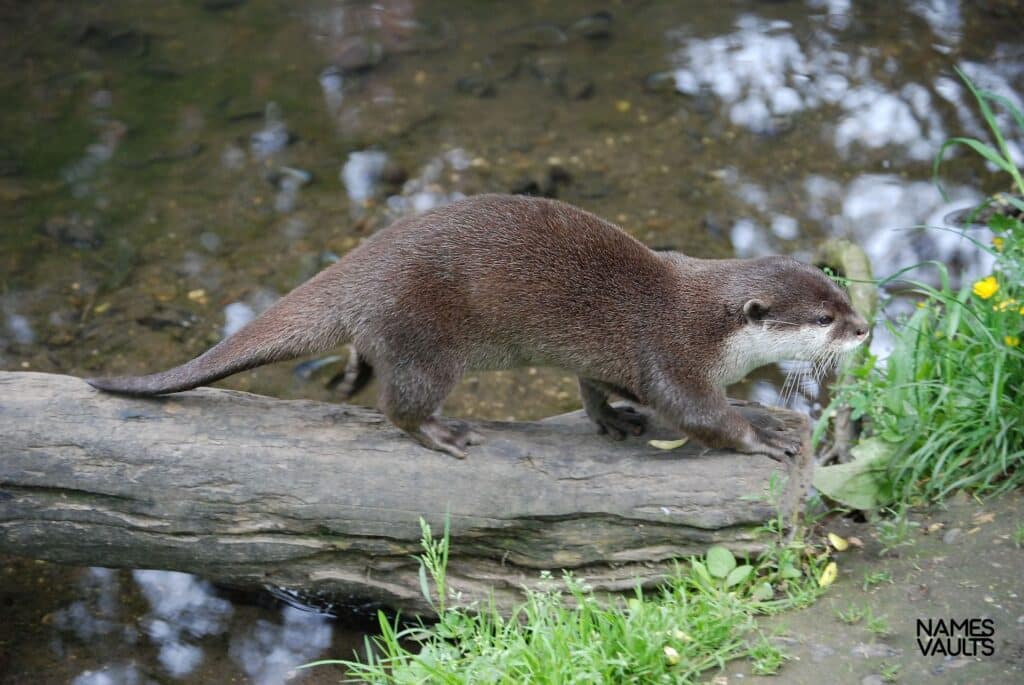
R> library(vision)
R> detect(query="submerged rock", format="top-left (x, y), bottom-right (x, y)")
top-left (567, 11), bottom-right (613, 40)
top-left (643, 71), bottom-right (678, 93)
top-left (332, 36), bottom-right (384, 73)
top-left (136, 308), bottom-right (197, 333)
top-left (202, 0), bottom-right (247, 10)
top-left (455, 75), bottom-right (496, 98)
top-left (483, 49), bottom-right (524, 81)
top-left (500, 23), bottom-right (567, 49)
top-left (560, 73), bottom-right (594, 100)
top-left (76, 23), bottom-right (150, 57)
top-left (41, 214), bottom-right (103, 249)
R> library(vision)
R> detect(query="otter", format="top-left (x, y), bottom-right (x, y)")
top-left (87, 194), bottom-right (868, 459)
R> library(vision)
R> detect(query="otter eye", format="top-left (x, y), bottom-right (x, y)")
top-left (817, 315), bottom-right (834, 326)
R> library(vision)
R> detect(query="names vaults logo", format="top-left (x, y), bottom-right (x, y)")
top-left (916, 618), bottom-right (995, 658)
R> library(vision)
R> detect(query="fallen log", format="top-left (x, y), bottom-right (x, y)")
top-left (0, 371), bottom-right (812, 616)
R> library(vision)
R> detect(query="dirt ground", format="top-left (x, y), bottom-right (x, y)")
top-left (730, 491), bottom-right (1024, 685)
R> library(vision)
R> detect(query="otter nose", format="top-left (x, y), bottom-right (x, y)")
top-left (854, 320), bottom-right (869, 338)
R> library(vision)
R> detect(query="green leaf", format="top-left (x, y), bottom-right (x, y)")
top-left (418, 562), bottom-right (432, 604)
top-left (706, 545), bottom-right (737, 579)
top-left (725, 564), bottom-right (753, 588)
top-left (988, 212), bottom-right (1018, 233)
top-left (752, 582), bottom-right (774, 601)
top-left (813, 437), bottom-right (898, 510)
top-left (691, 559), bottom-right (712, 583)
top-left (779, 563), bottom-right (802, 580)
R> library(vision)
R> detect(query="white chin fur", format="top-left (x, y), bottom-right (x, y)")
top-left (717, 323), bottom-right (837, 386)
top-left (842, 335), bottom-right (867, 352)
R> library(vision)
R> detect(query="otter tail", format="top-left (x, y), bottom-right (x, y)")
top-left (86, 275), bottom-right (350, 396)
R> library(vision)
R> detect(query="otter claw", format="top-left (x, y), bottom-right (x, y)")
top-left (752, 425), bottom-right (801, 462)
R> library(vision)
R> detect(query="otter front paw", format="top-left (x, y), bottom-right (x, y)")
top-left (592, 405), bottom-right (648, 440)
top-left (751, 425), bottom-right (802, 462)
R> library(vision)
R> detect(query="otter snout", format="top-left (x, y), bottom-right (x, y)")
top-left (840, 314), bottom-right (870, 350)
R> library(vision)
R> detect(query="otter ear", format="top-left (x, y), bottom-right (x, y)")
top-left (743, 299), bottom-right (769, 323)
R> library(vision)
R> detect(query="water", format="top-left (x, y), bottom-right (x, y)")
top-left (1, 0), bottom-right (1021, 682)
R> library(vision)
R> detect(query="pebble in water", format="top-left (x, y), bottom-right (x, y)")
top-left (332, 35), bottom-right (384, 72)
top-left (567, 11), bottom-right (613, 40)
top-left (501, 23), bottom-right (567, 49)
top-left (221, 144), bottom-right (246, 170)
top-left (269, 166), bottom-right (312, 213)
top-left (198, 232), bottom-right (222, 253)
top-left (456, 75), bottom-right (496, 98)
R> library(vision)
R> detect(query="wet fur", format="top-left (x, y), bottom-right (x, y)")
top-left (88, 194), bottom-right (866, 459)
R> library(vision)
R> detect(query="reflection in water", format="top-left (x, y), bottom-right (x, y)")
top-left (35, 566), bottom-right (339, 683)
top-left (229, 606), bottom-right (334, 685)
top-left (54, 568), bottom-right (124, 642)
top-left (72, 663), bottom-right (152, 685)
top-left (133, 571), bottom-right (233, 678)
top-left (250, 103), bottom-right (292, 159)
top-left (341, 149), bottom-right (390, 203)
top-left (728, 170), bottom-right (989, 286)
top-left (669, 14), bottom-right (949, 159)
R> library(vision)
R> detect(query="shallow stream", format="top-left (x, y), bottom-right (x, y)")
top-left (1, 1), bottom-right (1022, 682)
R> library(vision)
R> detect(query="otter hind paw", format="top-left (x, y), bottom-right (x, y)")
top-left (412, 418), bottom-right (484, 459)
top-left (594, 405), bottom-right (648, 440)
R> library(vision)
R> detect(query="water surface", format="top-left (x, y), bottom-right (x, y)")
top-left (1, 0), bottom-right (1021, 682)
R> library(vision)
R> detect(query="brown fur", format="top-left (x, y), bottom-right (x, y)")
top-left (88, 194), bottom-right (867, 459)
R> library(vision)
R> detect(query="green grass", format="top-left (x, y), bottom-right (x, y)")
top-left (880, 661), bottom-right (902, 682)
top-left (822, 67), bottom-right (1024, 508)
top-left (835, 602), bottom-right (866, 625)
top-left (864, 609), bottom-right (892, 638)
top-left (305, 519), bottom-right (832, 684)
top-left (861, 570), bottom-right (893, 591)
top-left (874, 510), bottom-right (917, 555)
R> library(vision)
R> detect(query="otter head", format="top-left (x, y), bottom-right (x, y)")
top-left (739, 256), bottom-right (869, 362)
top-left (718, 256), bottom-right (868, 385)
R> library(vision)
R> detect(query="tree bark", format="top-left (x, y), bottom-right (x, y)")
top-left (0, 371), bottom-right (812, 616)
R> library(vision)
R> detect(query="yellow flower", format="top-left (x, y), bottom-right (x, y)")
top-left (972, 276), bottom-right (999, 300)
top-left (992, 236), bottom-right (1004, 252)
top-left (994, 299), bottom-right (1019, 312)
top-left (1006, 336), bottom-right (1020, 347)
top-left (663, 645), bottom-right (681, 665)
